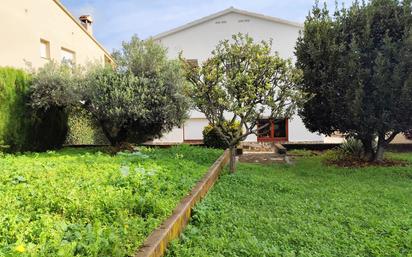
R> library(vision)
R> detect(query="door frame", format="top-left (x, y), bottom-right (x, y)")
top-left (257, 118), bottom-right (289, 142)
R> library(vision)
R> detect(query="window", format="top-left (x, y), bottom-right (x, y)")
top-left (273, 119), bottom-right (287, 138)
top-left (40, 39), bottom-right (50, 59)
top-left (61, 47), bottom-right (75, 65)
top-left (258, 119), bottom-right (271, 138)
top-left (186, 59), bottom-right (199, 67)
top-left (257, 118), bottom-right (288, 142)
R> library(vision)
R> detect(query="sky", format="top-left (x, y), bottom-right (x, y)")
top-left (61, 0), bottom-right (354, 52)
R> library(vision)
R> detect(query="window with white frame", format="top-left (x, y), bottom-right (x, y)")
top-left (40, 39), bottom-right (50, 59)
top-left (61, 47), bottom-right (75, 65)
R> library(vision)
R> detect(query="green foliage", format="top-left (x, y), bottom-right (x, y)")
top-left (0, 67), bottom-right (31, 151)
top-left (0, 146), bottom-right (222, 256)
top-left (29, 62), bottom-right (81, 110)
top-left (27, 62), bottom-right (81, 151)
top-left (167, 154), bottom-right (412, 256)
top-left (85, 36), bottom-right (189, 146)
top-left (287, 149), bottom-right (314, 157)
top-left (28, 107), bottom-right (69, 152)
top-left (203, 122), bottom-right (242, 149)
top-left (184, 34), bottom-right (302, 149)
top-left (296, 0), bottom-right (412, 161)
top-left (65, 107), bottom-right (109, 145)
top-left (338, 138), bottom-right (365, 159)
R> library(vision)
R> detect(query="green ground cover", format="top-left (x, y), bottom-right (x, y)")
top-left (167, 152), bottom-right (412, 257)
top-left (0, 145), bottom-right (222, 257)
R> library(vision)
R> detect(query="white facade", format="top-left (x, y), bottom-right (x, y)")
top-left (153, 7), bottom-right (325, 143)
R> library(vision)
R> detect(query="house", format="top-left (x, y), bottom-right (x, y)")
top-left (151, 7), bottom-right (344, 144)
top-left (0, 0), bottom-right (113, 69)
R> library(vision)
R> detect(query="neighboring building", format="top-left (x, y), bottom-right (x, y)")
top-left (152, 7), bottom-right (329, 144)
top-left (0, 0), bottom-right (113, 69)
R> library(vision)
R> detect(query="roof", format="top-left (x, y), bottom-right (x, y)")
top-left (152, 7), bottom-right (304, 40)
top-left (52, 0), bottom-right (114, 62)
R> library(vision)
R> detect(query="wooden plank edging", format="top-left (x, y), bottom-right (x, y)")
top-left (134, 150), bottom-right (230, 257)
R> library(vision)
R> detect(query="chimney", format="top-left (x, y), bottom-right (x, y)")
top-left (79, 15), bottom-right (93, 35)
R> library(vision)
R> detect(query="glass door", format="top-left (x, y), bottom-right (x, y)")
top-left (257, 119), bottom-right (288, 142)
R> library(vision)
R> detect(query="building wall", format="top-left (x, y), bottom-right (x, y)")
top-left (0, 0), bottom-right (111, 69)
top-left (288, 116), bottom-right (324, 142)
top-left (154, 11), bottom-right (324, 143)
top-left (156, 12), bottom-right (301, 62)
top-left (392, 134), bottom-right (412, 144)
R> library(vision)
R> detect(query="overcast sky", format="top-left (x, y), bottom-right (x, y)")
top-left (61, 0), bottom-right (354, 52)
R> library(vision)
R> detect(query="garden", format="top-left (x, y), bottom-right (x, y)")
top-left (0, 0), bottom-right (412, 256)
top-left (0, 146), bottom-right (222, 256)
top-left (167, 151), bottom-right (412, 256)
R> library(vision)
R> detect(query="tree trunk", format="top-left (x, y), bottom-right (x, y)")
top-left (100, 121), bottom-right (127, 146)
top-left (361, 138), bottom-right (374, 161)
top-left (374, 134), bottom-right (387, 162)
top-left (229, 146), bottom-right (237, 173)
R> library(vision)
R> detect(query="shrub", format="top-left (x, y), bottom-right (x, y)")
top-left (65, 107), bottom-right (109, 145)
top-left (27, 107), bottom-right (69, 151)
top-left (203, 122), bottom-right (242, 149)
top-left (338, 138), bottom-right (364, 159)
top-left (28, 62), bottom-right (81, 151)
top-left (0, 67), bottom-right (31, 152)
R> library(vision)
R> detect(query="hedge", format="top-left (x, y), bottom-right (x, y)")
top-left (0, 67), bottom-right (31, 151)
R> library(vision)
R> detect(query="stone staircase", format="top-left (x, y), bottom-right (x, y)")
top-left (241, 142), bottom-right (275, 153)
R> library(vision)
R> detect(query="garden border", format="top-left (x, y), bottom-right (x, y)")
top-left (134, 149), bottom-right (230, 257)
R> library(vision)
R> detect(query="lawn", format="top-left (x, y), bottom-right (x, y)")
top-left (167, 152), bottom-right (412, 257)
top-left (0, 145), bottom-right (222, 257)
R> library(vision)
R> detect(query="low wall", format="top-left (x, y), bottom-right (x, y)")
top-left (134, 150), bottom-right (230, 257)
top-left (282, 143), bottom-right (341, 151)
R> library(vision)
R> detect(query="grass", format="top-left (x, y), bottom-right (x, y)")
top-left (0, 145), bottom-right (222, 257)
top-left (167, 152), bottom-right (412, 257)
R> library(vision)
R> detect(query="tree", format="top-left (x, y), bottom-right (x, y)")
top-left (184, 34), bottom-right (302, 173)
top-left (84, 36), bottom-right (189, 146)
top-left (296, 0), bottom-right (412, 162)
top-left (28, 62), bottom-right (82, 151)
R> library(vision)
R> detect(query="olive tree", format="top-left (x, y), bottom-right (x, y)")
top-left (184, 34), bottom-right (302, 173)
top-left (28, 62), bottom-right (82, 151)
top-left (84, 36), bottom-right (189, 146)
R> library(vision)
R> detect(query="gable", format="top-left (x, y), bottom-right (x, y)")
top-left (153, 8), bottom-right (303, 41)
top-left (154, 9), bottom-right (302, 62)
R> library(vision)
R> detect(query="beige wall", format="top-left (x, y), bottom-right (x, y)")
top-left (0, 0), bottom-right (112, 70)
top-left (392, 134), bottom-right (412, 144)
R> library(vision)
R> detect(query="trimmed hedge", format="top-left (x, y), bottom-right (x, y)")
top-left (0, 67), bottom-right (31, 151)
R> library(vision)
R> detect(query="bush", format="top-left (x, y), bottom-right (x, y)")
top-left (65, 107), bottom-right (109, 145)
top-left (338, 138), bottom-right (364, 159)
top-left (203, 122), bottom-right (242, 149)
top-left (28, 107), bottom-right (69, 151)
top-left (28, 62), bottom-right (81, 151)
top-left (0, 67), bottom-right (31, 151)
